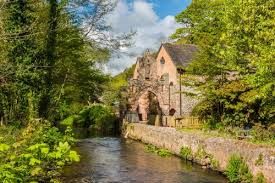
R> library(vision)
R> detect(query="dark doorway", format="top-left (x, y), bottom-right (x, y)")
top-left (147, 92), bottom-right (162, 125)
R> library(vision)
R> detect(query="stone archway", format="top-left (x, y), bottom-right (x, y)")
top-left (135, 90), bottom-right (163, 125)
top-left (133, 88), bottom-right (164, 112)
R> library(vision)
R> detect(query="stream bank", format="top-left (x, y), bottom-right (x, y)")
top-left (62, 137), bottom-right (227, 183)
top-left (123, 122), bottom-right (275, 183)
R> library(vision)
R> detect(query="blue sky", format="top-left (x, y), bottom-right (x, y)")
top-left (104, 0), bottom-right (191, 75)
top-left (149, 0), bottom-right (191, 18)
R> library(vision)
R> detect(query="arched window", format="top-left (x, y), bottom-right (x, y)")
top-left (160, 57), bottom-right (165, 64)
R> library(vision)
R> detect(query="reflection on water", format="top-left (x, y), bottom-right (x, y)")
top-left (62, 138), bottom-right (227, 183)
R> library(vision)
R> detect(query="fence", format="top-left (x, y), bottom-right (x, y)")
top-left (125, 112), bottom-right (204, 129)
top-left (163, 115), bottom-right (204, 129)
top-left (125, 112), bottom-right (139, 123)
top-left (175, 116), bottom-right (204, 128)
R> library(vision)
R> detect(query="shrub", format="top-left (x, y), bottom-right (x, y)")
top-left (60, 115), bottom-right (76, 126)
top-left (145, 144), bottom-right (171, 157)
top-left (225, 154), bottom-right (253, 183)
top-left (193, 145), bottom-right (219, 169)
top-left (180, 146), bottom-right (193, 160)
top-left (61, 104), bottom-right (117, 132)
top-left (191, 100), bottom-right (214, 121)
top-left (203, 118), bottom-right (220, 130)
top-left (251, 124), bottom-right (275, 143)
top-left (0, 120), bottom-right (79, 182)
top-left (87, 104), bottom-right (116, 131)
top-left (223, 113), bottom-right (247, 128)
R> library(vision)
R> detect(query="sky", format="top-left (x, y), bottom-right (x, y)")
top-left (103, 0), bottom-right (191, 75)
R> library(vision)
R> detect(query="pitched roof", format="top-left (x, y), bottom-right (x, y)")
top-left (162, 43), bottom-right (198, 67)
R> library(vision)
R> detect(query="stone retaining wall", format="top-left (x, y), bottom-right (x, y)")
top-left (123, 122), bottom-right (275, 183)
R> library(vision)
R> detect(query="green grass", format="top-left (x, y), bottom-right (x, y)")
top-left (225, 154), bottom-right (253, 183)
top-left (177, 127), bottom-right (275, 147)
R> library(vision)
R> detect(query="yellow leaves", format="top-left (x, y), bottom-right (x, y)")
top-left (29, 158), bottom-right (41, 166)
top-left (20, 153), bottom-right (32, 159)
top-left (217, 81), bottom-right (249, 98)
top-left (239, 90), bottom-right (260, 104)
top-left (220, 33), bottom-right (226, 41)
top-left (57, 161), bottom-right (65, 166)
top-left (0, 143), bottom-right (10, 152)
top-left (69, 151), bottom-right (80, 162)
top-left (57, 142), bottom-right (70, 151)
top-left (30, 167), bottom-right (42, 176)
top-left (60, 116), bottom-right (75, 126)
top-left (27, 143), bottom-right (48, 152)
top-left (41, 147), bottom-right (49, 155)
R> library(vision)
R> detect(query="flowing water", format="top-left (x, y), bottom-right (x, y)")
top-left (62, 137), bottom-right (227, 183)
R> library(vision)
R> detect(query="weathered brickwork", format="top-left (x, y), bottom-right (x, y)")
top-left (128, 43), bottom-right (199, 122)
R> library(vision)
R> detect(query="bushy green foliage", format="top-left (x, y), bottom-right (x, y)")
top-left (173, 0), bottom-right (275, 128)
top-left (0, 120), bottom-right (79, 183)
top-left (251, 124), bottom-right (274, 141)
top-left (61, 104), bottom-right (117, 132)
top-left (0, 0), bottom-right (131, 181)
top-left (0, 0), bottom-right (115, 126)
top-left (193, 145), bottom-right (220, 169)
top-left (225, 154), bottom-right (253, 183)
top-left (145, 144), bottom-right (172, 157)
top-left (180, 146), bottom-right (193, 160)
top-left (102, 64), bottom-right (136, 110)
top-left (250, 124), bottom-right (275, 145)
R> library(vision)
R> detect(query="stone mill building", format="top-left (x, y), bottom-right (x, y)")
top-left (126, 43), bottom-right (200, 126)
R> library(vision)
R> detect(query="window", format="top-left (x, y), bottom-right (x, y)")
top-left (169, 109), bottom-right (176, 116)
top-left (160, 57), bottom-right (165, 64)
top-left (160, 73), bottom-right (169, 82)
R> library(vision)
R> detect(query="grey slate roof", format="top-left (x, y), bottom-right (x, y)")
top-left (162, 43), bottom-right (198, 67)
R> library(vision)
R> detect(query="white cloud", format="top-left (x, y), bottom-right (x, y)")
top-left (104, 0), bottom-right (180, 75)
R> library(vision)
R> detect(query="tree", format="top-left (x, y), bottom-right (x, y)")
top-left (0, 0), bottom-right (133, 125)
top-left (173, 0), bottom-right (275, 127)
top-left (0, 0), bottom-right (45, 123)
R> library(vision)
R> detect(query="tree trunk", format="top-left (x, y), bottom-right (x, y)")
top-left (39, 0), bottom-right (58, 120)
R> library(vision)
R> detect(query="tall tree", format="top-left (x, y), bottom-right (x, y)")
top-left (173, 0), bottom-right (275, 127)
top-left (0, 0), bottom-right (44, 123)
top-left (0, 0), bottom-right (133, 125)
top-left (39, 0), bottom-right (59, 119)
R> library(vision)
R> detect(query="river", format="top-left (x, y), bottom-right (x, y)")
top-left (62, 137), bottom-right (227, 183)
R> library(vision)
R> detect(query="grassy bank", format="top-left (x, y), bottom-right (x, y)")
top-left (177, 126), bottom-right (275, 147)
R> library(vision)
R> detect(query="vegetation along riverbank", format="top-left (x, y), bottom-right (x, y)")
top-left (0, 0), bottom-right (126, 182)
top-left (1, 0), bottom-right (274, 182)
top-left (123, 122), bottom-right (275, 183)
